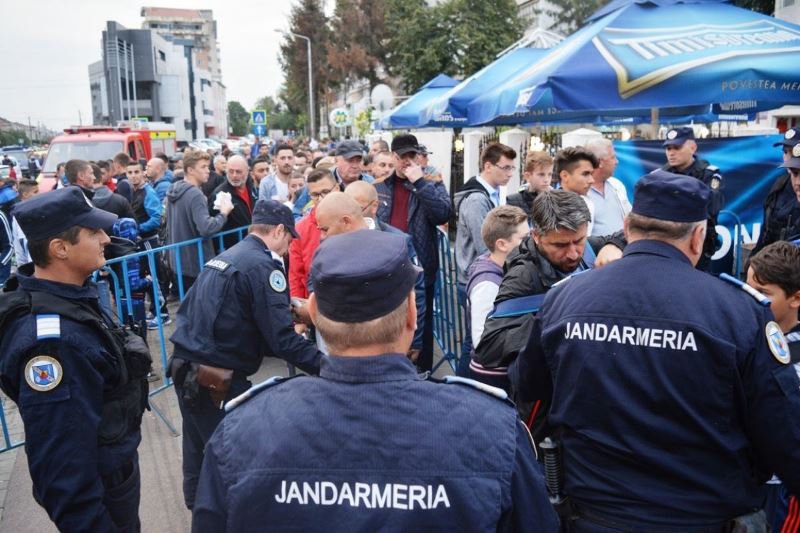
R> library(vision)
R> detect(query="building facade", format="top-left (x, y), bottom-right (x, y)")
top-left (89, 19), bottom-right (227, 142)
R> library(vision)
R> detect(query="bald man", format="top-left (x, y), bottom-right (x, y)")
top-left (209, 155), bottom-right (258, 251)
top-left (333, 186), bottom-right (428, 362)
top-left (146, 157), bottom-right (172, 204)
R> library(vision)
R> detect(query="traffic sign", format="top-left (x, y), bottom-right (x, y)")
top-left (251, 110), bottom-right (266, 125)
top-left (252, 124), bottom-right (266, 136)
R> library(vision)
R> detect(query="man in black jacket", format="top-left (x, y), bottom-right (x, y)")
top-left (473, 190), bottom-right (625, 433)
top-left (209, 155), bottom-right (257, 252)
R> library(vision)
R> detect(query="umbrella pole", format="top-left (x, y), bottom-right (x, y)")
top-left (651, 108), bottom-right (659, 139)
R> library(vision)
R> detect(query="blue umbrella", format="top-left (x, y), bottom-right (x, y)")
top-left (377, 74), bottom-right (459, 130)
top-left (511, 0), bottom-right (800, 115)
top-left (416, 48), bottom-right (549, 127)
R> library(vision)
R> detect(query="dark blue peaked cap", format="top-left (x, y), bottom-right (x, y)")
top-left (632, 170), bottom-right (710, 223)
top-left (311, 229), bottom-right (420, 323)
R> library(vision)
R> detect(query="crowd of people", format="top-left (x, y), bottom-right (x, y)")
top-left (0, 126), bottom-right (799, 532)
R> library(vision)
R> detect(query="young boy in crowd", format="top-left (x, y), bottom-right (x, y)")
top-left (506, 151), bottom-right (553, 220)
top-left (462, 205), bottom-right (529, 378)
top-left (746, 240), bottom-right (800, 532)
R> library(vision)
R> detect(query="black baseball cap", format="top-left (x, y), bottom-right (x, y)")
top-left (252, 199), bottom-right (299, 238)
top-left (391, 134), bottom-right (421, 156)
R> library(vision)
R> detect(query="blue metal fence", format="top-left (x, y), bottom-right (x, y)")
top-left (432, 228), bottom-right (465, 373)
top-left (0, 224), bottom-right (469, 453)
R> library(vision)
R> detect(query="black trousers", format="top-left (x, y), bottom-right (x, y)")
top-left (171, 359), bottom-right (249, 509)
top-left (102, 453), bottom-right (141, 532)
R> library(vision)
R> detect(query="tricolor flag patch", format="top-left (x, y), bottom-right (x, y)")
top-left (36, 314), bottom-right (61, 340)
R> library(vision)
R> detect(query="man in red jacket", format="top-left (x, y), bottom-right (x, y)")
top-left (288, 168), bottom-right (337, 301)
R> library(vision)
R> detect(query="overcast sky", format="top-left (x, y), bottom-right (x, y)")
top-left (0, 0), bottom-right (302, 131)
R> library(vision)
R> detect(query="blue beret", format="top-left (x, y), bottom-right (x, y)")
top-left (311, 229), bottom-right (420, 323)
top-left (662, 127), bottom-right (695, 147)
top-left (632, 170), bottom-right (710, 222)
top-left (12, 187), bottom-right (117, 241)
top-left (252, 199), bottom-right (298, 238)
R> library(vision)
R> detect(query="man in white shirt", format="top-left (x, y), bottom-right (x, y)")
top-left (585, 138), bottom-right (631, 236)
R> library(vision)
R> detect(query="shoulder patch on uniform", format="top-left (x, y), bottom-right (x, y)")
top-left (25, 355), bottom-right (63, 392)
top-left (718, 273), bottom-right (771, 307)
top-left (225, 375), bottom-right (295, 412)
top-left (35, 314), bottom-right (60, 340)
top-left (442, 375), bottom-right (508, 400)
top-left (710, 177), bottom-right (721, 190)
top-left (766, 321), bottom-right (791, 365)
top-left (269, 270), bottom-right (287, 292)
top-left (205, 258), bottom-right (230, 271)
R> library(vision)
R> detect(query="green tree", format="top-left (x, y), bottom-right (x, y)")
top-left (541, 0), bottom-right (604, 33)
top-left (227, 101), bottom-right (250, 136)
top-left (253, 93), bottom-right (300, 132)
top-left (732, 0), bottom-right (773, 14)
top-left (544, 0), bottom-right (773, 33)
top-left (327, 0), bottom-right (389, 89)
top-left (384, 0), bottom-right (523, 93)
top-left (278, 0), bottom-right (332, 137)
top-left (0, 130), bottom-right (30, 146)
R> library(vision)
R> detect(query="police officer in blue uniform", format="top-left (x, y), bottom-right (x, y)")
top-left (754, 128), bottom-right (800, 253)
top-left (511, 171), bottom-right (800, 531)
top-left (169, 199), bottom-right (322, 510)
top-left (661, 126), bottom-right (723, 270)
top-left (0, 187), bottom-right (151, 532)
top-left (192, 229), bottom-right (559, 532)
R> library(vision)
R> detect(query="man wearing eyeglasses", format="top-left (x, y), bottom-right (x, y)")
top-left (289, 168), bottom-right (337, 303)
top-left (453, 143), bottom-right (518, 375)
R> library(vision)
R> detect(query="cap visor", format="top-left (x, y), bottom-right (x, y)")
top-left (287, 226), bottom-right (300, 239)
top-left (74, 207), bottom-right (118, 230)
top-left (394, 147), bottom-right (419, 155)
top-left (781, 157), bottom-right (800, 170)
top-left (662, 140), bottom-right (684, 147)
top-left (338, 151), bottom-right (363, 160)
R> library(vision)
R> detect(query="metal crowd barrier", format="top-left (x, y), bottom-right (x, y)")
top-left (432, 228), bottom-right (465, 373)
top-left (0, 226), bottom-right (249, 453)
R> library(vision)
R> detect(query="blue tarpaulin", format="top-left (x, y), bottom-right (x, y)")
top-left (466, 0), bottom-right (797, 125)
top-left (517, 0), bottom-right (800, 114)
top-left (416, 48), bottom-right (549, 127)
top-left (377, 74), bottom-right (459, 130)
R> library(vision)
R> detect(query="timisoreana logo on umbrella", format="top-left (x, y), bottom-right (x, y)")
top-left (593, 20), bottom-right (800, 98)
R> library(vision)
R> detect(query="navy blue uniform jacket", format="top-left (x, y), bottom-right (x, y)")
top-left (512, 240), bottom-right (800, 528)
top-left (193, 354), bottom-right (559, 532)
top-left (170, 234), bottom-right (321, 375)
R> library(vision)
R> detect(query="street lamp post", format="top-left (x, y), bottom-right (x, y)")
top-left (276, 30), bottom-right (315, 140)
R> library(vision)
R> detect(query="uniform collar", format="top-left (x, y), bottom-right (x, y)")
top-left (622, 239), bottom-right (692, 266)
top-left (243, 234), bottom-right (284, 267)
top-left (321, 353), bottom-right (421, 383)
top-left (17, 272), bottom-right (99, 301)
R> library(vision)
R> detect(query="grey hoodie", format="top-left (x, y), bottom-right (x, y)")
top-left (166, 180), bottom-right (227, 278)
